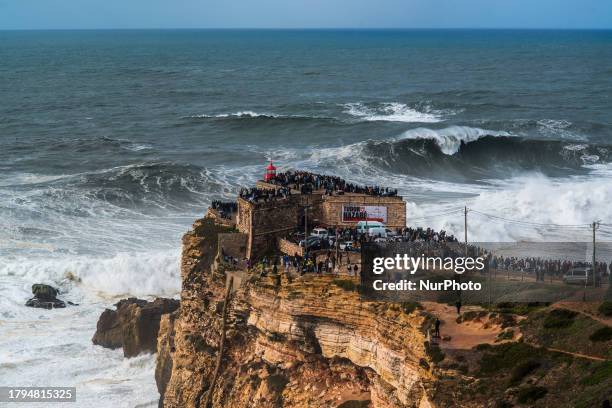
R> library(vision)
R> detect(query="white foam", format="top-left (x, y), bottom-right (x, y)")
top-left (406, 171), bottom-right (612, 242)
top-left (0, 248), bottom-right (181, 407)
top-left (344, 102), bottom-right (443, 123)
top-left (190, 111), bottom-right (279, 119)
top-left (395, 125), bottom-right (511, 155)
top-left (0, 250), bottom-right (181, 298)
top-left (0, 285), bottom-right (160, 407)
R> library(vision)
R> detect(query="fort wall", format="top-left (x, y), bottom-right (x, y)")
top-left (237, 189), bottom-right (407, 259)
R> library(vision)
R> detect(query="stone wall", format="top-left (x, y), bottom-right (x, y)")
top-left (205, 208), bottom-right (236, 228)
top-left (278, 238), bottom-right (303, 257)
top-left (238, 196), bottom-right (301, 259)
top-left (236, 198), bottom-right (251, 234)
top-left (218, 233), bottom-right (248, 260)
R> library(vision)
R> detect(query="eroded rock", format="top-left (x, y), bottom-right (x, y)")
top-left (93, 297), bottom-right (179, 358)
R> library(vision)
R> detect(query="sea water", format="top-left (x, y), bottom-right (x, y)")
top-left (1, 29), bottom-right (612, 407)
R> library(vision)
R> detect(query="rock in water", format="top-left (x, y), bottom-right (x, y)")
top-left (25, 284), bottom-right (66, 309)
top-left (25, 297), bottom-right (66, 309)
top-left (31, 284), bottom-right (58, 300)
top-left (92, 297), bottom-right (179, 358)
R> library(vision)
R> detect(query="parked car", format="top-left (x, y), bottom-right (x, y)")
top-left (385, 228), bottom-right (398, 238)
top-left (563, 267), bottom-right (590, 285)
top-left (310, 228), bottom-right (329, 239)
top-left (299, 236), bottom-right (322, 249)
top-left (340, 241), bottom-right (357, 251)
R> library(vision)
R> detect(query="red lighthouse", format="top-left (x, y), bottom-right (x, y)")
top-left (264, 161), bottom-right (276, 182)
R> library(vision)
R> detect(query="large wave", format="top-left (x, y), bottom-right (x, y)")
top-left (305, 126), bottom-right (612, 181)
top-left (407, 171), bottom-right (612, 242)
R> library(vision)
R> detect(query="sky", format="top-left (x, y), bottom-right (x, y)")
top-left (0, 0), bottom-right (611, 30)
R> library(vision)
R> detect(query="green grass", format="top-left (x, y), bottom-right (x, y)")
top-left (516, 386), bottom-right (547, 404)
top-left (580, 361), bottom-right (612, 386)
top-left (589, 326), bottom-right (612, 342)
top-left (495, 302), bottom-right (549, 316)
top-left (509, 360), bottom-right (541, 385)
top-left (478, 342), bottom-right (539, 375)
top-left (598, 301), bottom-right (612, 317)
top-left (543, 308), bottom-right (578, 329)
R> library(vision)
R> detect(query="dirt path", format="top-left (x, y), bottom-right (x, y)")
top-left (424, 301), bottom-right (610, 361)
top-left (551, 301), bottom-right (611, 327)
top-left (523, 342), bottom-right (608, 362)
top-left (422, 302), bottom-right (504, 350)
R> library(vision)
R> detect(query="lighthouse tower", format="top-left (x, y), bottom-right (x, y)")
top-left (264, 161), bottom-right (276, 182)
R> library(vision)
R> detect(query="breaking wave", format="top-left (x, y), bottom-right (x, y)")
top-left (407, 171), bottom-right (612, 242)
top-left (343, 102), bottom-right (445, 123)
top-left (303, 126), bottom-right (611, 181)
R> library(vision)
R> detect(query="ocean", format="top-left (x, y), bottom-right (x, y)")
top-left (1, 29), bottom-right (612, 407)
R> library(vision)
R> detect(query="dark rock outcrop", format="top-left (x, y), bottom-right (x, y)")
top-left (93, 297), bottom-right (179, 358)
top-left (25, 284), bottom-right (66, 309)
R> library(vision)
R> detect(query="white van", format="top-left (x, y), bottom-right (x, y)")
top-left (356, 221), bottom-right (384, 233)
top-left (367, 226), bottom-right (387, 238)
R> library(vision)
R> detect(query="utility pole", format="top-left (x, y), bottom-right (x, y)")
top-left (335, 227), bottom-right (339, 265)
top-left (304, 201), bottom-right (309, 259)
top-left (458, 206), bottom-right (468, 309)
top-left (584, 221), bottom-right (599, 301)
top-left (464, 206), bottom-right (468, 256)
top-left (592, 221), bottom-right (599, 287)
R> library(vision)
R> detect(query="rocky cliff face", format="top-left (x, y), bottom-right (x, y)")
top-left (157, 218), bottom-right (438, 408)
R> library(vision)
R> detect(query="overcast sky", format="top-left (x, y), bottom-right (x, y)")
top-left (1, 0), bottom-right (611, 30)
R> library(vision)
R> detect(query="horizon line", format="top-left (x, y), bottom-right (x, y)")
top-left (2, 27), bottom-right (612, 32)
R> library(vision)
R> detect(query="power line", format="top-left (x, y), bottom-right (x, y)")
top-left (469, 209), bottom-right (591, 229)
top-left (409, 208), bottom-right (465, 222)
top-left (409, 206), bottom-right (611, 230)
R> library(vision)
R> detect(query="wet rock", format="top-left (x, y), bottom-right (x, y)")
top-left (93, 297), bottom-right (179, 358)
top-left (25, 297), bottom-right (66, 309)
top-left (25, 284), bottom-right (66, 309)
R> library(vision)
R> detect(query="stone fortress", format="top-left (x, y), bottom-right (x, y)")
top-left (207, 163), bottom-right (407, 261)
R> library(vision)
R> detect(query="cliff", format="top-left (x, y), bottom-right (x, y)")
top-left (157, 218), bottom-right (437, 407)
top-left (156, 217), bottom-right (612, 408)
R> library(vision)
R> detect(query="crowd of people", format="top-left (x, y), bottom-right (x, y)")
top-left (238, 186), bottom-right (292, 203)
top-left (266, 170), bottom-right (398, 197)
top-left (211, 200), bottom-right (238, 219)
top-left (247, 251), bottom-right (359, 277)
top-left (398, 227), bottom-right (458, 243)
top-left (486, 255), bottom-right (611, 283)
top-left (291, 226), bottom-right (457, 248)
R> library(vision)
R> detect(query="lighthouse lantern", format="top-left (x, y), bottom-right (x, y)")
top-left (264, 161), bottom-right (276, 182)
